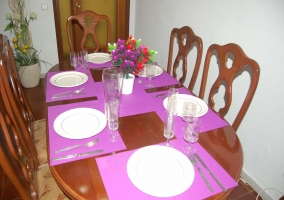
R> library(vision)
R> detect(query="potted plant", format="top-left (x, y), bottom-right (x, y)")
top-left (4, 0), bottom-right (46, 88)
top-left (108, 35), bottom-right (157, 94)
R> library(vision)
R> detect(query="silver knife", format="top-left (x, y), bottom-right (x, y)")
top-left (153, 93), bottom-right (167, 98)
top-left (194, 153), bottom-right (227, 192)
top-left (52, 149), bottom-right (103, 161)
top-left (55, 144), bottom-right (85, 153)
top-left (197, 166), bottom-right (214, 192)
top-left (51, 92), bottom-right (86, 99)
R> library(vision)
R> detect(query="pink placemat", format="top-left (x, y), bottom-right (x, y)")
top-left (96, 138), bottom-right (237, 200)
top-left (48, 100), bottom-right (126, 166)
top-left (46, 70), bottom-right (97, 102)
top-left (88, 61), bottom-right (113, 69)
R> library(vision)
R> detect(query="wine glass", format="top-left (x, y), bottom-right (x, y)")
top-left (163, 109), bottom-right (177, 147)
top-left (80, 50), bottom-right (89, 74)
top-left (70, 52), bottom-right (79, 69)
top-left (105, 99), bottom-right (119, 142)
top-left (183, 118), bottom-right (201, 154)
top-left (182, 100), bottom-right (197, 123)
top-left (137, 68), bottom-right (144, 83)
top-left (146, 65), bottom-right (156, 88)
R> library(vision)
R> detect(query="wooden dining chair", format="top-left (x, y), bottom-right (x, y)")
top-left (66, 10), bottom-right (111, 53)
top-left (0, 34), bottom-right (47, 167)
top-left (0, 107), bottom-right (69, 199)
top-left (167, 26), bottom-right (203, 91)
top-left (198, 43), bottom-right (260, 131)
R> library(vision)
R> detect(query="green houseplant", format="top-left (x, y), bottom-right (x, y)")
top-left (4, 0), bottom-right (46, 88)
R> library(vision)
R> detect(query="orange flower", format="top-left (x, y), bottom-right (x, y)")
top-left (14, 44), bottom-right (18, 49)
top-left (22, 48), bottom-right (27, 53)
top-left (13, 37), bottom-right (17, 43)
top-left (17, 34), bottom-right (22, 39)
top-left (24, 44), bottom-right (28, 49)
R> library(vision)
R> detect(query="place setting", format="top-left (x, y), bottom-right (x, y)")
top-left (45, 51), bottom-right (101, 102)
top-left (48, 99), bottom-right (127, 166)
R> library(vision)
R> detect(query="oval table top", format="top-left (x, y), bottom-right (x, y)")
top-left (46, 60), bottom-right (243, 200)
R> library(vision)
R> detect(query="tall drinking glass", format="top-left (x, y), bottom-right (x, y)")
top-left (102, 67), bottom-right (123, 102)
top-left (106, 99), bottom-right (119, 142)
top-left (167, 88), bottom-right (179, 112)
top-left (80, 50), bottom-right (89, 74)
top-left (70, 52), bottom-right (79, 69)
top-left (164, 109), bottom-right (177, 147)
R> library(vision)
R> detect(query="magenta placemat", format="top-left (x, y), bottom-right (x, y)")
top-left (46, 70), bottom-right (97, 102)
top-left (95, 138), bottom-right (237, 200)
top-left (118, 72), bottom-right (229, 136)
top-left (88, 61), bottom-right (113, 69)
top-left (48, 100), bottom-right (126, 166)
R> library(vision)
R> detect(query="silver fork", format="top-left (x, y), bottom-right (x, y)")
top-left (55, 138), bottom-right (99, 153)
top-left (188, 154), bottom-right (214, 192)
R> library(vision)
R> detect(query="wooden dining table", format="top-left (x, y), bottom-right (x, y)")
top-left (46, 59), bottom-right (243, 200)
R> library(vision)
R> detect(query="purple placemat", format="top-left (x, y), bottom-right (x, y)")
top-left (117, 72), bottom-right (228, 136)
top-left (96, 138), bottom-right (237, 200)
top-left (88, 61), bottom-right (113, 69)
top-left (46, 70), bottom-right (97, 102)
top-left (48, 100), bottom-right (126, 166)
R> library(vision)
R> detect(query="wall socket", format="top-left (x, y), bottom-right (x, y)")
top-left (41, 4), bottom-right (48, 10)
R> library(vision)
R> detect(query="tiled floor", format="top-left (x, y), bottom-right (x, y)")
top-left (0, 78), bottom-right (264, 200)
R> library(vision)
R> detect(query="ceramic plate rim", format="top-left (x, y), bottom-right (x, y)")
top-left (50, 71), bottom-right (88, 88)
top-left (163, 94), bottom-right (208, 117)
top-left (141, 65), bottom-right (163, 77)
top-left (88, 53), bottom-right (111, 64)
top-left (53, 108), bottom-right (106, 139)
top-left (127, 145), bottom-right (194, 197)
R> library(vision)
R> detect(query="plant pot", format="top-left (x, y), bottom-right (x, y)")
top-left (122, 74), bottom-right (135, 95)
top-left (18, 63), bottom-right (41, 88)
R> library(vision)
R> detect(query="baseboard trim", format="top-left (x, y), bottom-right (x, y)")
top-left (241, 170), bottom-right (274, 200)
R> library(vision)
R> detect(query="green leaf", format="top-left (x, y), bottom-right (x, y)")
top-left (20, 24), bottom-right (28, 33)
top-left (4, 23), bottom-right (13, 31)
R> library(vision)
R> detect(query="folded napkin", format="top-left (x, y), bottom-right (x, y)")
top-left (96, 138), bottom-right (237, 200)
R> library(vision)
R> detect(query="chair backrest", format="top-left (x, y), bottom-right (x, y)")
top-left (0, 34), bottom-right (40, 168)
top-left (167, 26), bottom-right (203, 91)
top-left (199, 43), bottom-right (260, 131)
top-left (66, 10), bottom-right (111, 53)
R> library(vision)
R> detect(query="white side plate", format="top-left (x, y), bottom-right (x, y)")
top-left (88, 53), bottom-right (111, 64)
top-left (141, 64), bottom-right (163, 77)
top-left (163, 94), bottom-right (209, 117)
top-left (50, 71), bottom-right (88, 88)
top-left (127, 145), bottom-right (194, 197)
top-left (53, 108), bottom-right (106, 139)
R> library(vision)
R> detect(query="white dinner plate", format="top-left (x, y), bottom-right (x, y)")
top-left (163, 94), bottom-right (208, 117)
top-left (141, 64), bottom-right (163, 77)
top-left (88, 53), bottom-right (111, 64)
top-left (50, 71), bottom-right (88, 88)
top-left (53, 108), bottom-right (106, 139)
top-left (127, 145), bottom-right (194, 197)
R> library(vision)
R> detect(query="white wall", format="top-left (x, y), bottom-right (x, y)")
top-left (1, 0), bottom-right (283, 199)
top-left (132, 0), bottom-right (284, 199)
top-left (0, 0), bottom-right (58, 76)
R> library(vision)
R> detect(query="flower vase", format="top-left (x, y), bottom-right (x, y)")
top-left (18, 63), bottom-right (41, 88)
top-left (122, 73), bottom-right (135, 95)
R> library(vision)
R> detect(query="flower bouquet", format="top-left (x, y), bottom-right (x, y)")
top-left (4, 0), bottom-right (46, 70)
top-left (108, 35), bottom-right (157, 79)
